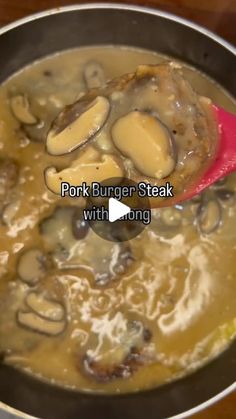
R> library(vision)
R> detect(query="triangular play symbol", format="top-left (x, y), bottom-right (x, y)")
top-left (108, 198), bottom-right (131, 222)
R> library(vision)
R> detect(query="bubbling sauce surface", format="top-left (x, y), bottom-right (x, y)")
top-left (0, 46), bottom-right (235, 393)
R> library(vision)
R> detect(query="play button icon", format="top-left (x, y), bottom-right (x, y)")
top-left (108, 198), bottom-right (131, 222)
top-left (85, 177), bottom-right (150, 242)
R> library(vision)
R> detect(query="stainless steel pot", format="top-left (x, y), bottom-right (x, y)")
top-left (0, 4), bottom-right (235, 419)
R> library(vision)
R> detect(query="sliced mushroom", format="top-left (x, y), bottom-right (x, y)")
top-left (25, 292), bottom-right (65, 321)
top-left (17, 310), bottom-right (66, 336)
top-left (82, 321), bottom-right (153, 382)
top-left (45, 153), bottom-right (124, 194)
top-left (75, 144), bottom-right (100, 163)
top-left (10, 95), bottom-right (37, 125)
top-left (46, 96), bottom-right (110, 155)
top-left (197, 199), bottom-right (222, 234)
top-left (84, 61), bottom-right (106, 89)
top-left (18, 249), bottom-right (50, 285)
top-left (111, 111), bottom-right (176, 179)
top-left (0, 280), bottom-right (44, 354)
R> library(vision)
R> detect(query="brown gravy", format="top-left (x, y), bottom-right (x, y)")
top-left (0, 46), bottom-right (235, 394)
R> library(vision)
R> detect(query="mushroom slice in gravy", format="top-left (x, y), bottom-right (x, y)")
top-left (25, 292), bottom-right (65, 321)
top-left (17, 310), bottom-right (66, 336)
top-left (46, 96), bottom-right (110, 155)
top-left (10, 94), bottom-right (37, 125)
top-left (112, 111), bottom-right (175, 179)
top-left (45, 153), bottom-right (124, 194)
top-left (197, 198), bottom-right (222, 234)
top-left (18, 249), bottom-right (50, 286)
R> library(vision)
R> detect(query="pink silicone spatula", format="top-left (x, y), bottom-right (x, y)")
top-left (179, 105), bottom-right (236, 202)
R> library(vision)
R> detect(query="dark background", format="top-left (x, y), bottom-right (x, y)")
top-left (0, 1), bottom-right (235, 418)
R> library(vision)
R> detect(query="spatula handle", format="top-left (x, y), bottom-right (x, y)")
top-left (214, 105), bottom-right (236, 175)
